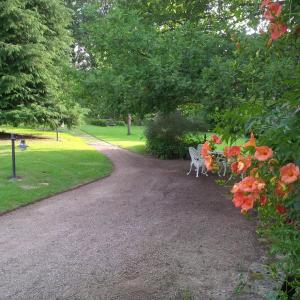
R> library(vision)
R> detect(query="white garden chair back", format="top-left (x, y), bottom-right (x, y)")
top-left (187, 144), bottom-right (207, 177)
top-left (196, 143), bottom-right (202, 154)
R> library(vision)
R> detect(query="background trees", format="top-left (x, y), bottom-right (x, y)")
top-left (2, 0), bottom-right (297, 136)
top-left (74, 0), bottom-right (298, 135)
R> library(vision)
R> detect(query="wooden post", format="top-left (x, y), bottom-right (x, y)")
top-left (127, 113), bottom-right (132, 135)
top-left (11, 134), bottom-right (16, 179)
top-left (56, 128), bottom-right (59, 141)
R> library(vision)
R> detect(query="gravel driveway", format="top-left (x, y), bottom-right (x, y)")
top-left (0, 140), bottom-right (261, 300)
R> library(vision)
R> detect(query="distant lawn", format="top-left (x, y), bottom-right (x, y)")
top-left (81, 125), bottom-right (146, 154)
top-left (0, 127), bottom-right (113, 213)
top-left (80, 125), bottom-right (246, 155)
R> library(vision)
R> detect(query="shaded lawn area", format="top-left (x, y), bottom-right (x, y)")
top-left (0, 127), bottom-right (112, 213)
top-left (81, 125), bottom-right (146, 154)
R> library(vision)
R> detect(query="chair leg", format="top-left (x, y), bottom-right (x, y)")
top-left (201, 164), bottom-right (208, 176)
top-left (223, 162), bottom-right (227, 177)
top-left (187, 162), bottom-right (193, 175)
top-left (217, 162), bottom-right (222, 177)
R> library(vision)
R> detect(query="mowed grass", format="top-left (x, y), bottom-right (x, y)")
top-left (81, 125), bottom-right (146, 153)
top-left (0, 127), bottom-right (113, 213)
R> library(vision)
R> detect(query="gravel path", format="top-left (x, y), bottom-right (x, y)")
top-left (0, 140), bottom-right (262, 300)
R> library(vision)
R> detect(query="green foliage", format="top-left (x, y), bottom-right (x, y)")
top-left (89, 118), bottom-right (108, 127)
top-left (88, 118), bottom-right (125, 127)
top-left (145, 112), bottom-right (202, 159)
top-left (247, 103), bottom-right (300, 163)
top-left (182, 133), bottom-right (207, 147)
top-left (115, 120), bottom-right (125, 126)
top-left (178, 103), bottom-right (212, 132)
top-left (0, 0), bottom-right (84, 127)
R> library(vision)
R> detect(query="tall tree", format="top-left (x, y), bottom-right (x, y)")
top-left (0, 0), bottom-right (81, 127)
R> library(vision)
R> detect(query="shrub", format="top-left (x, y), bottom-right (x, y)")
top-left (145, 111), bottom-right (202, 159)
top-left (89, 118), bottom-right (108, 126)
top-left (182, 133), bottom-right (207, 147)
top-left (178, 103), bottom-right (212, 132)
top-left (115, 120), bottom-right (126, 126)
top-left (105, 118), bottom-right (116, 126)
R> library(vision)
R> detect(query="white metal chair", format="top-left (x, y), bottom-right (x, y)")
top-left (187, 145), bottom-right (207, 177)
top-left (216, 155), bottom-right (227, 177)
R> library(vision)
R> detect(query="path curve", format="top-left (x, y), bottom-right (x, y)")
top-left (0, 140), bottom-right (261, 300)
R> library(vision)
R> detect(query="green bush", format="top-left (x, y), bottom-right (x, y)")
top-left (145, 112), bottom-right (203, 159)
top-left (115, 120), bottom-right (126, 126)
top-left (105, 119), bottom-right (116, 126)
top-left (89, 118), bottom-right (108, 127)
top-left (178, 103), bottom-right (212, 132)
top-left (182, 133), bottom-right (207, 147)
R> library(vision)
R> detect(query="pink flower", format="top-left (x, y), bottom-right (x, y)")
top-left (254, 146), bottom-right (273, 161)
top-left (233, 176), bottom-right (265, 193)
top-left (224, 146), bottom-right (241, 157)
top-left (260, 195), bottom-right (267, 206)
top-left (211, 134), bottom-right (222, 144)
top-left (201, 141), bottom-right (211, 158)
top-left (260, 0), bottom-right (270, 10)
top-left (241, 194), bottom-right (257, 213)
top-left (270, 22), bottom-right (288, 41)
top-left (264, 3), bottom-right (283, 22)
top-left (244, 132), bottom-right (256, 148)
top-left (276, 204), bottom-right (287, 215)
top-left (204, 155), bottom-right (213, 171)
top-left (280, 163), bottom-right (300, 184)
top-left (231, 155), bottom-right (252, 174)
top-left (233, 192), bottom-right (257, 213)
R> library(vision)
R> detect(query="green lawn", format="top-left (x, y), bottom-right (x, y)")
top-left (81, 125), bottom-right (146, 153)
top-left (0, 127), bottom-right (113, 213)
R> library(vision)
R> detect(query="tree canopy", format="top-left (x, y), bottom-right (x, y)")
top-left (72, 0), bottom-right (299, 126)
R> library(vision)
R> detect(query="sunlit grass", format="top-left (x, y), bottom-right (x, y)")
top-left (81, 125), bottom-right (146, 153)
top-left (0, 126), bottom-right (112, 213)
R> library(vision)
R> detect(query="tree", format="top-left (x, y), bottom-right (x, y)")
top-left (75, 0), bottom-right (296, 124)
top-left (0, 0), bottom-right (83, 127)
